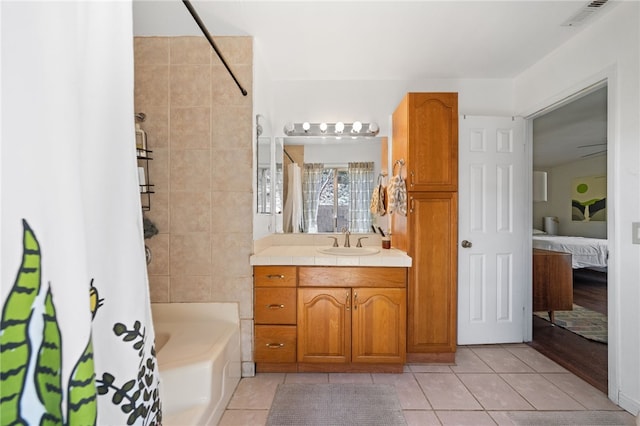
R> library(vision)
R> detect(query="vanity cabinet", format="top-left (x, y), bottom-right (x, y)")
top-left (253, 265), bottom-right (407, 373)
top-left (297, 267), bottom-right (406, 372)
top-left (392, 92), bottom-right (459, 363)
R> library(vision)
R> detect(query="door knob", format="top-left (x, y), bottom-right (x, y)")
top-left (461, 240), bottom-right (472, 248)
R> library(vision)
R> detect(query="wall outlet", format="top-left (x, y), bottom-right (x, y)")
top-left (633, 222), bottom-right (640, 244)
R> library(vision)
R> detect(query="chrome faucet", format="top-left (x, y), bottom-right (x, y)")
top-left (341, 227), bottom-right (351, 247)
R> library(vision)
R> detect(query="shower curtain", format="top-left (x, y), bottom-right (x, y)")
top-left (283, 163), bottom-right (303, 233)
top-left (348, 162), bottom-right (375, 233)
top-left (1, 2), bottom-right (161, 425)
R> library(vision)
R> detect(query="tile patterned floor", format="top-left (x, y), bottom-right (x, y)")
top-left (219, 344), bottom-right (638, 426)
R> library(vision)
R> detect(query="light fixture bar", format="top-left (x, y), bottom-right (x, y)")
top-left (283, 122), bottom-right (379, 137)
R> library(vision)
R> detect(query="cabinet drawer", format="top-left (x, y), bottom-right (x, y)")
top-left (255, 288), bottom-right (297, 324)
top-left (254, 325), bottom-right (296, 363)
top-left (254, 266), bottom-right (297, 287)
top-left (298, 267), bottom-right (407, 288)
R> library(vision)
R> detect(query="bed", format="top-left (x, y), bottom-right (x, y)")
top-left (532, 234), bottom-right (608, 269)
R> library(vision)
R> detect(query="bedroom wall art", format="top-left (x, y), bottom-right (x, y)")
top-left (571, 175), bottom-right (606, 221)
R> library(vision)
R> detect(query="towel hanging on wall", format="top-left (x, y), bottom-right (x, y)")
top-left (388, 162), bottom-right (407, 216)
top-left (370, 174), bottom-right (387, 216)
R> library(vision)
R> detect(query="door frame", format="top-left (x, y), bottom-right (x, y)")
top-left (521, 68), bottom-right (617, 403)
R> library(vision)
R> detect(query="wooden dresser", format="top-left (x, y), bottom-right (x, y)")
top-left (532, 248), bottom-right (573, 322)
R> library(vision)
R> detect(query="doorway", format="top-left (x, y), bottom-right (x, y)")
top-left (527, 84), bottom-right (609, 393)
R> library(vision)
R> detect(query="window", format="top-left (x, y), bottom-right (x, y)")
top-left (317, 168), bottom-right (349, 233)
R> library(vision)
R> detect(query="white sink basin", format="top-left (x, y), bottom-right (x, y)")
top-left (318, 247), bottom-right (380, 256)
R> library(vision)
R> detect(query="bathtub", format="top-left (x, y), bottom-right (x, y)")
top-left (151, 303), bottom-right (241, 426)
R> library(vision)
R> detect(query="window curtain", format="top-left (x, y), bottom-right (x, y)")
top-left (302, 163), bottom-right (325, 233)
top-left (1, 2), bottom-right (161, 425)
top-left (348, 162), bottom-right (375, 233)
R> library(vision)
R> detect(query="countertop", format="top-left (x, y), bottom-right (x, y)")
top-left (250, 245), bottom-right (412, 267)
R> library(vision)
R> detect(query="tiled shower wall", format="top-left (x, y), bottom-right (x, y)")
top-left (134, 36), bottom-right (255, 374)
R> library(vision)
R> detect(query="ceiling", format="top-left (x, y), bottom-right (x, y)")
top-left (133, 1), bottom-right (613, 168)
top-left (133, 1), bottom-right (617, 81)
top-left (533, 86), bottom-right (607, 168)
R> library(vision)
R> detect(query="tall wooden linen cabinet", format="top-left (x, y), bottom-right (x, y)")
top-left (391, 92), bottom-right (458, 363)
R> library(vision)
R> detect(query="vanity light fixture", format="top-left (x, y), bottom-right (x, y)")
top-left (284, 122), bottom-right (295, 133)
top-left (283, 121), bottom-right (380, 137)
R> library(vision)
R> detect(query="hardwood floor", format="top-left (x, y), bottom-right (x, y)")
top-left (528, 268), bottom-right (608, 393)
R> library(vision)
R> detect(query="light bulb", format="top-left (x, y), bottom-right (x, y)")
top-left (335, 122), bottom-right (345, 133)
top-left (352, 121), bottom-right (362, 133)
top-left (319, 123), bottom-right (328, 133)
top-left (284, 122), bottom-right (295, 134)
top-left (302, 122), bottom-right (311, 132)
top-left (368, 122), bottom-right (379, 134)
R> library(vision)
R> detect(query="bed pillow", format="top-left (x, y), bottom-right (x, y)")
top-left (533, 228), bottom-right (547, 235)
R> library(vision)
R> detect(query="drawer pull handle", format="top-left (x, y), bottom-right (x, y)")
top-left (266, 304), bottom-right (285, 309)
top-left (266, 343), bottom-right (285, 349)
top-left (266, 274), bottom-right (285, 279)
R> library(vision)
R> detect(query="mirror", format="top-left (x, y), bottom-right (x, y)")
top-left (276, 136), bottom-right (388, 234)
top-left (256, 136), bottom-right (283, 214)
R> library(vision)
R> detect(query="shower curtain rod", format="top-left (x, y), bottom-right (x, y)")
top-left (182, 0), bottom-right (248, 97)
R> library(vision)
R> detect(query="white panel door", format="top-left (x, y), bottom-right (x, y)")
top-left (458, 116), bottom-right (527, 344)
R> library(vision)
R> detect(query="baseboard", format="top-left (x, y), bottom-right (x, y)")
top-left (617, 391), bottom-right (640, 417)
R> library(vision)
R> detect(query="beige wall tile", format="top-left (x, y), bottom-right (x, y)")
top-left (144, 191), bottom-right (168, 235)
top-left (134, 37), bottom-right (169, 65)
top-left (240, 319), bottom-right (254, 362)
top-left (169, 191), bottom-right (211, 233)
top-left (139, 106), bottom-right (169, 149)
top-left (170, 65), bottom-right (211, 107)
top-left (170, 107), bottom-right (211, 150)
top-left (170, 37), bottom-right (211, 65)
top-left (211, 276), bottom-right (253, 318)
top-left (170, 233), bottom-right (212, 276)
top-left (211, 148), bottom-right (252, 192)
top-left (214, 37), bottom-right (253, 66)
top-left (148, 147), bottom-right (169, 193)
top-left (169, 149), bottom-right (211, 191)
top-left (146, 233), bottom-right (169, 275)
top-left (148, 274), bottom-right (169, 303)
top-left (135, 35), bottom-right (253, 369)
top-left (212, 104), bottom-right (253, 150)
top-left (134, 64), bottom-right (168, 110)
top-left (169, 275), bottom-right (212, 302)
top-left (211, 64), bottom-right (252, 106)
top-left (211, 233), bottom-right (253, 278)
top-left (211, 192), bottom-right (253, 233)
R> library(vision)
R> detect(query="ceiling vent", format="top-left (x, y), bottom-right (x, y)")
top-left (561, 0), bottom-right (610, 27)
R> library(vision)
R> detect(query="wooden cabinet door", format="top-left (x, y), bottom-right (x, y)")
top-left (352, 288), bottom-right (406, 364)
top-left (406, 92), bottom-right (458, 192)
top-left (297, 288), bottom-right (351, 364)
top-left (407, 192), bottom-right (458, 355)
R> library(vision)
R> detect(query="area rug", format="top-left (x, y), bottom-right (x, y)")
top-left (534, 304), bottom-right (607, 343)
top-left (266, 383), bottom-right (407, 426)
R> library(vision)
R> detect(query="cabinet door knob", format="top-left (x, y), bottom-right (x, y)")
top-left (346, 291), bottom-right (351, 311)
top-left (266, 304), bottom-right (285, 309)
top-left (461, 240), bottom-right (472, 248)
